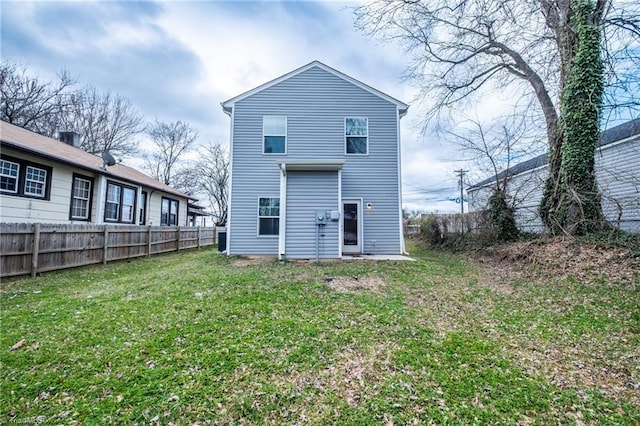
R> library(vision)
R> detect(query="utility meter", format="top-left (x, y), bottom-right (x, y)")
top-left (315, 211), bottom-right (326, 225)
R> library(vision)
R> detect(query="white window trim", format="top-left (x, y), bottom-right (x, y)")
top-left (0, 159), bottom-right (20, 194)
top-left (71, 176), bottom-right (92, 219)
top-left (257, 196), bottom-right (280, 238)
top-left (121, 187), bottom-right (136, 223)
top-left (24, 165), bottom-right (47, 197)
top-left (262, 116), bottom-right (287, 155)
top-left (344, 117), bottom-right (369, 156)
top-left (105, 183), bottom-right (122, 222)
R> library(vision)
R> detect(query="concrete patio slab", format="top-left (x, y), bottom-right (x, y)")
top-left (341, 254), bottom-right (416, 261)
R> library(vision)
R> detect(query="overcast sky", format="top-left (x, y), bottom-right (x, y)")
top-left (1, 0), bottom-right (490, 213)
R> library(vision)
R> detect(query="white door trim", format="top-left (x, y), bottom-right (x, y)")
top-left (342, 198), bottom-right (362, 254)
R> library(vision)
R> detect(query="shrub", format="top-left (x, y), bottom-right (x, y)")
top-left (420, 214), bottom-right (444, 245)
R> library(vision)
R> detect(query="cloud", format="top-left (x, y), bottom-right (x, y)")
top-left (1, 0), bottom-right (484, 213)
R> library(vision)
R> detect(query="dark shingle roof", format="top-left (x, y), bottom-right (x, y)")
top-left (468, 118), bottom-right (640, 190)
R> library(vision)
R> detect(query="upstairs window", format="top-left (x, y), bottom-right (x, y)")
top-left (345, 117), bottom-right (368, 155)
top-left (263, 116), bottom-right (287, 154)
top-left (258, 197), bottom-right (279, 236)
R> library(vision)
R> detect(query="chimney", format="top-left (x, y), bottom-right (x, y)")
top-left (59, 131), bottom-right (81, 148)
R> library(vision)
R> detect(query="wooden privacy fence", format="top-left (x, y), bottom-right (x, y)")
top-left (1, 223), bottom-right (217, 278)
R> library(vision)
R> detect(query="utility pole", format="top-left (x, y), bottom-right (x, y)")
top-left (454, 169), bottom-right (468, 215)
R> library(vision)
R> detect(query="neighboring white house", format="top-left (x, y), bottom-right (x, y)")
top-left (0, 120), bottom-right (193, 226)
top-left (221, 61), bottom-right (409, 259)
top-left (468, 118), bottom-right (640, 233)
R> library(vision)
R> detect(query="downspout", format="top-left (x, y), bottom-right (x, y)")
top-left (337, 169), bottom-right (342, 257)
top-left (278, 163), bottom-right (287, 260)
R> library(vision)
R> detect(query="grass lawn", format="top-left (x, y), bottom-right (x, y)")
top-left (1, 242), bottom-right (639, 424)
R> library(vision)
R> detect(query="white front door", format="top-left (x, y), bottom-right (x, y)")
top-left (342, 199), bottom-right (362, 254)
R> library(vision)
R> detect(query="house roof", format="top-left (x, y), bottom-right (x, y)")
top-left (221, 61), bottom-right (409, 116)
top-left (0, 120), bottom-right (194, 200)
top-left (468, 118), bottom-right (640, 191)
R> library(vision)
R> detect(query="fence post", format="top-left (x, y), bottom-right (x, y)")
top-left (147, 226), bottom-right (152, 258)
top-left (176, 227), bottom-right (181, 251)
top-left (31, 223), bottom-right (40, 277)
top-left (197, 226), bottom-right (201, 249)
top-left (103, 227), bottom-right (109, 265)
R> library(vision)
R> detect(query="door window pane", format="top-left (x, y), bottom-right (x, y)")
top-left (343, 203), bottom-right (358, 245)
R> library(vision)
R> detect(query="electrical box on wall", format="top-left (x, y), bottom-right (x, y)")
top-left (330, 210), bottom-right (340, 221)
top-left (315, 210), bottom-right (326, 225)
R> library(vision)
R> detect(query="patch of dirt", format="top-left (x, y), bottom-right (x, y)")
top-left (323, 276), bottom-right (386, 295)
top-left (272, 344), bottom-right (397, 409)
top-left (475, 237), bottom-right (639, 286)
top-left (231, 256), bottom-right (276, 267)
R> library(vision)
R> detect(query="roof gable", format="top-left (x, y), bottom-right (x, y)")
top-left (0, 121), bottom-right (192, 200)
top-left (221, 61), bottom-right (408, 116)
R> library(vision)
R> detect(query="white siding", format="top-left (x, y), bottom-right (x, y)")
top-left (0, 147), bottom-right (190, 227)
top-left (144, 191), bottom-right (189, 227)
top-left (0, 149), bottom-right (97, 224)
top-left (469, 133), bottom-right (640, 233)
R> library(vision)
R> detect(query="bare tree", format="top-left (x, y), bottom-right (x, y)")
top-left (144, 120), bottom-right (198, 186)
top-left (445, 114), bottom-right (540, 192)
top-left (0, 61), bottom-right (75, 136)
top-left (60, 86), bottom-right (144, 157)
top-left (193, 143), bottom-right (229, 226)
top-left (354, 0), bottom-right (639, 233)
top-left (1, 62), bottom-right (144, 158)
top-left (446, 115), bottom-right (540, 239)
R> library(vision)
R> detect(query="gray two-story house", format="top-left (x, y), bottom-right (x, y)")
top-left (222, 61), bottom-right (408, 259)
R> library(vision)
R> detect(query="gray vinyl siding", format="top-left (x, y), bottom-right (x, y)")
top-left (468, 133), bottom-right (640, 233)
top-left (228, 65), bottom-right (402, 256)
top-left (285, 171), bottom-right (339, 259)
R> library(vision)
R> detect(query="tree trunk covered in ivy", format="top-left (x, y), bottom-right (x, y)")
top-left (488, 190), bottom-right (519, 241)
top-left (540, 0), bottom-right (606, 234)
